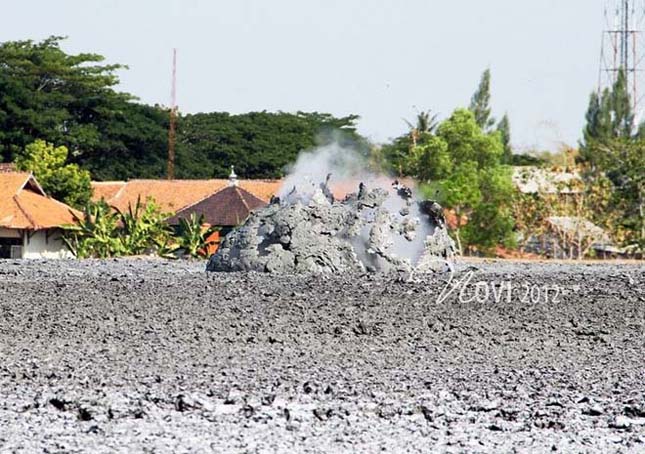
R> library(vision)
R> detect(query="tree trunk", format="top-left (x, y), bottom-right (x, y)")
top-left (638, 186), bottom-right (645, 243)
top-left (454, 228), bottom-right (463, 256)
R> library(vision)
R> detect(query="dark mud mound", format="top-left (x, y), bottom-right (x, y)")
top-left (207, 183), bottom-right (455, 274)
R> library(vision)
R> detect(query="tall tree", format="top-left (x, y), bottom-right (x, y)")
top-left (580, 69), bottom-right (634, 160)
top-left (404, 110), bottom-right (439, 146)
top-left (496, 113), bottom-right (512, 164)
top-left (409, 135), bottom-right (452, 182)
top-left (469, 69), bottom-right (495, 131)
top-left (175, 111), bottom-right (367, 179)
top-left (0, 36), bottom-right (130, 162)
top-left (78, 102), bottom-right (169, 181)
top-left (420, 109), bottom-right (515, 255)
top-left (578, 69), bottom-right (644, 249)
top-left (609, 69), bottom-right (634, 138)
top-left (582, 91), bottom-right (607, 148)
top-left (583, 138), bottom-right (645, 247)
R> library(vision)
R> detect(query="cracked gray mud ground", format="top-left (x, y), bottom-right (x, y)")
top-left (0, 260), bottom-right (643, 453)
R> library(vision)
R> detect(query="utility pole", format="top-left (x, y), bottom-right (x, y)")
top-left (167, 48), bottom-right (177, 180)
top-left (599, 0), bottom-right (645, 113)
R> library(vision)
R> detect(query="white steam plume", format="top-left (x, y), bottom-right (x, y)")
top-left (277, 141), bottom-right (438, 268)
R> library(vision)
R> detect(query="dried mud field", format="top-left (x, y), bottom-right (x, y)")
top-left (0, 259), bottom-right (643, 453)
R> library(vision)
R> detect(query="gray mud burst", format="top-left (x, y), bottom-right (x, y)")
top-left (207, 181), bottom-right (455, 274)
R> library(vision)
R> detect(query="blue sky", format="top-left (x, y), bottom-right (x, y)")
top-left (3, 0), bottom-right (609, 151)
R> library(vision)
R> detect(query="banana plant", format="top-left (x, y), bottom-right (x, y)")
top-left (116, 196), bottom-right (174, 256)
top-left (62, 201), bottom-right (123, 258)
top-left (175, 213), bottom-right (219, 258)
top-left (63, 197), bottom-right (174, 258)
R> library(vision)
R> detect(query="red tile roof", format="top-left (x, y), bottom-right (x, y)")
top-left (0, 172), bottom-right (80, 230)
top-left (91, 181), bottom-right (126, 203)
top-left (167, 185), bottom-right (267, 226)
top-left (91, 179), bottom-right (282, 214)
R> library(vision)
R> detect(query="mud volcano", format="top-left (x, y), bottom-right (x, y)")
top-left (207, 179), bottom-right (455, 274)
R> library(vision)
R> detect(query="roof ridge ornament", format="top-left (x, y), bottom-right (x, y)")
top-left (229, 165), bottom-right (238, 186)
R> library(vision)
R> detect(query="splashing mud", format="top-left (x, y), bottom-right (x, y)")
top-left (207, 143), bottom-right (455, 274)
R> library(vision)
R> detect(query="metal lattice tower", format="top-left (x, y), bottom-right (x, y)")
top-left (599, 0), bottom-right (645, 113)
top-left (167, 48), bottom-right (177, 180)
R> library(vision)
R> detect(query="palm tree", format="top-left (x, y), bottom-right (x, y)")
top-left (404, 110), bottom-right (439, 146)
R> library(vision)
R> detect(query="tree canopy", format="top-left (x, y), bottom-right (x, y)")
top-left (580, 69), bottom-right (635, 158)
top-left (394, 108), bottom-right (515, 254)
top-left (0, 36), bottom-right (368, 181)
top-left (175, 111), bottom-right (366, 179)
top-left (15, 139), bottom-right (92, 207)
top-left (469, 69), bottom-right (495, 131)
top-left (496, 113), bottom-right (512, 164)
top-left (0, 36), bottom-right (130, 162)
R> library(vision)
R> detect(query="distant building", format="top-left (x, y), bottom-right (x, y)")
top-left (544, 216), bottom-right (611, 259)
top-left (166, 173), bottom-right (268, 255)
top-left (0, 172), bottom-right (78, 259)
top-left (91, 172), bottom-right (281, 256)
top-left (512, 166), bottom-right (582, 194)
top-left (167, 182), bottom-right (266, 229)
top-left (91, 178), bottom-right (281, 213)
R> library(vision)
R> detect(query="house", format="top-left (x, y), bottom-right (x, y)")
top-left (522, 215), bottom-right (612, 260)
top-left (90, 171), bottom-right (281, 256)
top-left (0, 172), bottom-right (78, 259)
top-left (167, 179), bottom-right (266, 229)
top-left (167, 172), bottom-right (269, 254)
top-left (91, 177), bottom-right (281, 213)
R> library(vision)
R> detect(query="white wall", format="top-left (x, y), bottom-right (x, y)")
top-left (22, 229), bottom-right (73, 259)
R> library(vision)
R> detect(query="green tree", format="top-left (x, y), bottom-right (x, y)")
top-left (0, 36), bottom-right (130, 161)
top-left (409, 135), bottom-right (452, 182)
top-left (578, 69), bottom-right (644, 249)
top-left (582, 92), bottom-right (610, 150)
top-left (176, 111), bottom-right (367, 179)
top-left (437, 108), bottom-right (503, 168)
top-left (580, 69), bottom-right (634, 160)
top-left (609, 69), bottom-right (634, 138)
top-left (15, 139), bottom-right (91, 207)
top-left (0, 36), bottom-right (174, 181)
top-left (420, 109), bottom-right (515, 255)
top-left (463, 166), bottom-right (516, 250)
top-left (583, 138), bottom-right (645, 247)
top-left (78, 101), bottom-right (169, 180)
top-left (469, 69), bottom-right (495, 131)
top-left (496, 113), bottom-right (512, 164)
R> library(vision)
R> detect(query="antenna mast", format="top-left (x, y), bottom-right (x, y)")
top-left (599, 0), bottom-right (645, 113)
top-left (167, 48), bottom-right (177, 180)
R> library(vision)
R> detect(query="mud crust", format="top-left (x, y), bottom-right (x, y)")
top-left (0, 259), bottom-right (643, 453)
